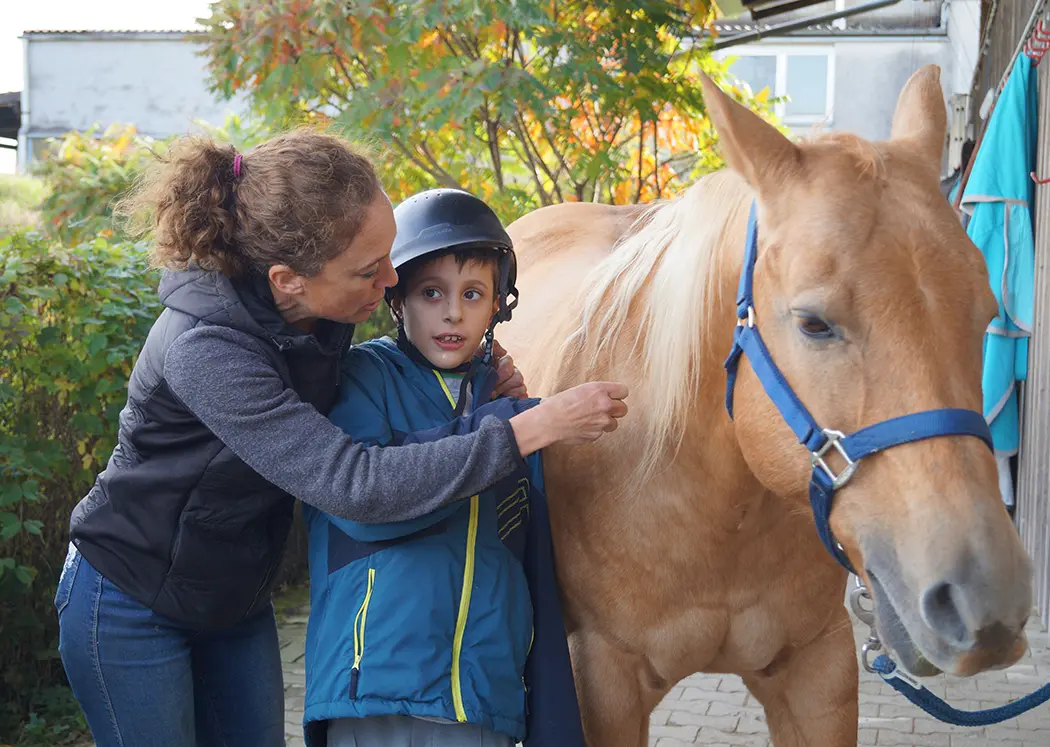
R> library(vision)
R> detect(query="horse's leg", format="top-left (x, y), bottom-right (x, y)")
top-left (571, 629), bottom-right (654, 747)
top-left (741, 611), bottom-right (859, 747)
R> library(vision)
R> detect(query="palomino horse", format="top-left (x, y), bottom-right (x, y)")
top-left (500, 66), bottom-right (1034, 746)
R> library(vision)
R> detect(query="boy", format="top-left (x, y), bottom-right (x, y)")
top-left (302, 189), bottom-right (586, 747)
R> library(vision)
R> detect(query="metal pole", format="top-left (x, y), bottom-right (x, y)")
top-left (711, 0), bottom-right (903, 50)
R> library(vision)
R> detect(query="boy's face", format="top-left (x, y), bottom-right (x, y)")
top-left (398, 254), bottom-right (499, 370)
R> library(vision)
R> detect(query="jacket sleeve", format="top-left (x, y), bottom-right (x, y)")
top-left (392, 395), bottom-right (542, 446)
top-left (522, 454), bottom-right (587, 747)
top-left (324, 382), bottom-right (543, 540)
top-left (164, 326), bottom-right (525, 524)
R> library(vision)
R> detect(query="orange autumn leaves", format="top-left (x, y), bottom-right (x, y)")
top-left (201, 0), bottom-right (774, 218)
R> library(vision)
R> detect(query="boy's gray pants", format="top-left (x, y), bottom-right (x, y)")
top-left (327, 715), bottom-right (517, 747)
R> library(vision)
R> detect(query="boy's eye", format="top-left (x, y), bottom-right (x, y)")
top-left (422, 288), bottom-right (440, 299)
top-left (361, 270), bottom-right (379, 279)
top-left (464, 290), bottom-right (481, 301)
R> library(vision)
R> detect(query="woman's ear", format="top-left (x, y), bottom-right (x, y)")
top-left (268, 264), bottom-right (307, 296)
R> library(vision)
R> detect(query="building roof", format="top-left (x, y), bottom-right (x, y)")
top-left (21, 29), bottom-right (205, 40)
top-left (712, 19), bottom-right (944, 37)
top-left (23, 29), bottom-right (201, 34)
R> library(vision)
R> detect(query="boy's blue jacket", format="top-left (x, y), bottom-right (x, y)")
top-left (302, 337), bottom-right (585, 747)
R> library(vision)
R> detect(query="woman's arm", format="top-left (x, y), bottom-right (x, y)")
top-left (165, 326), bottom-right (525, 524)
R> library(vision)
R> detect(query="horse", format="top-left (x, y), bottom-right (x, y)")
top-left (498, 65), bottom-right (1034, 746)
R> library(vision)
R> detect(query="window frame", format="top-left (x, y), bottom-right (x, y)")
top-left (715, 44), bottom-right (836, 129)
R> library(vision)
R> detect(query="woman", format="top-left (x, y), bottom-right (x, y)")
top-left (54, 129), bottom-right (628, 747)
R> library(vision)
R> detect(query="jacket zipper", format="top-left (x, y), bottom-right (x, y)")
top-left (349, 567), bottom-right (376, 699)
top-left (523, 625), bottom-right (534, 714)
top-left (451, 495), bottom-right (480, 721)
top-left (432, 370), bottom-right (480, 722)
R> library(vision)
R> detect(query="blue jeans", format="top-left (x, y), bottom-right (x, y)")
top-left (55, 543), bottom-right (285, 747)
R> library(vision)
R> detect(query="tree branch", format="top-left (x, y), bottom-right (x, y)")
top-left (506, 132), bottom-right (552, 205)
top-left (513, 113), bottom-right (563, 202)
top-left (635, 115), bottom-right (645, 203)
top-left (652, 115), bottom-right (661, 196)
top-left (417, 140), bottom-right (463, 188)
top-left (539, 119), bottom-right (576, 185)
top-left (482, 100), bottom-right (505, 190)
top-left (440, 31), bottom-right (464, 60)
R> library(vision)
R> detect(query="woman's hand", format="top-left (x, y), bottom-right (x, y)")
top-left (510, 381), bottom-right (629, 456)
top-left (487, 338), bottom-right (528, 399)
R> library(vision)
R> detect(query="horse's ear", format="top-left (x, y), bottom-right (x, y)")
top-left (700, 73), bottom-right (800, 192)
top-left (889, 65), bottom-right (947, 173)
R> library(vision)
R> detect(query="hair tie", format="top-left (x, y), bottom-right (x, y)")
top-left (233, 153), bottom-right (243, 180)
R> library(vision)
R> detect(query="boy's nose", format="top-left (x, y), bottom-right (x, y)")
top-left (445, 300), bottom-right (463, 322)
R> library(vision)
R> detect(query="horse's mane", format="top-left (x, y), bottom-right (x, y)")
top-left (559, 170), bottom-right (751, 487)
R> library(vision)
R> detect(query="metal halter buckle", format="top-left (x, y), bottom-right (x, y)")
top-left (810, 428), bottom-right (858, 489)
top-left (861, 634), bottom-right (883, 673)
top-left (736, 305), bottom-right (755, 328)
top-left (848, 576), bottom-right (876, 627)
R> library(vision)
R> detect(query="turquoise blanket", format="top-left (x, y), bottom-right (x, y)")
top-left (960, 54), bottom-right (1037, 461)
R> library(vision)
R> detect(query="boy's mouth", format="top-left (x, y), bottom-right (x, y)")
top-left (433, 334), bottom-right (466, 352)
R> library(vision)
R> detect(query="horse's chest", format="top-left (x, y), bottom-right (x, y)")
top-left (601, 509), bottom-right (846, 681)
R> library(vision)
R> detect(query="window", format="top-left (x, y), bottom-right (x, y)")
top-left (719, 47), bottom-right (834, 128)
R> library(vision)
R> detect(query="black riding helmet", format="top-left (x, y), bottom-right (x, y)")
top-left (389, 188), bottom-right (518, 325)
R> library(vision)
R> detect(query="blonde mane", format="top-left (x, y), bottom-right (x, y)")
top-left (559, 170), bottom-right (750, 488)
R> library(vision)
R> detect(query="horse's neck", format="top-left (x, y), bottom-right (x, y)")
top-left (663, 184), bottom-right (754, 489)
top-left (568, 186), bottom-right (764, 523)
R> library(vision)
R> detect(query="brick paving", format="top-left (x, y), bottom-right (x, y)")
top-left (278, 602), bottom-right (1050, 747)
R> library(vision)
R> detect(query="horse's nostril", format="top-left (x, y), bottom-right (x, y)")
top-left (920, 582), bottom-right (971, 647)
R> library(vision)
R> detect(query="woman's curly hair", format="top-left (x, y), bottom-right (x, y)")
top-left (118, 129), bottom-right (383, 278)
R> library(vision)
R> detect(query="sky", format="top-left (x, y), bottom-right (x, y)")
top-left (0, 0), bottom-right (213, 173)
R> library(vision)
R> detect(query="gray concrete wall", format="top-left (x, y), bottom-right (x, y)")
top-left (19, 32), bottom-right (248, 169)
top-left (831, 39), bottom-right (951, 141)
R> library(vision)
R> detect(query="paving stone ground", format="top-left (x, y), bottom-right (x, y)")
top-left (278, 603), bottom-right (1050, 747)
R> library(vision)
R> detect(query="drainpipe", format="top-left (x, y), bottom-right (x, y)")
top-left (18, 34), bottom-right (30, 173)
top-left (712, 0), bottom-right (904, 50)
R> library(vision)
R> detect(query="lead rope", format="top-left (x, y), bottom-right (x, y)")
top-left (850, 577), bottom-right (1050, 725)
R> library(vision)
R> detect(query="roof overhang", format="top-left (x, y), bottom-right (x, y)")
top-left (713, 0), bottom-right (904, 49)
top-left (0, 91), bottom-right (20, 143)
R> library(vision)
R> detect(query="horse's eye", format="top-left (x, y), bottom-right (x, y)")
top-left (798, 316), bottom-right (834, 339)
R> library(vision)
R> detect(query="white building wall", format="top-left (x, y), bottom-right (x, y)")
top-left (18, 32), bottom-right (249, 171)
top-left (831, 38), bottom-right (952, 142)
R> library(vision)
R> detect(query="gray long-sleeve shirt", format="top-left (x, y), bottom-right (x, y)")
top-left (164, 325), bottom-right (522, 523)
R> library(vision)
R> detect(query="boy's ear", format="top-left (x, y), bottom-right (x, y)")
top-left (388, 296), bottom-right (403, 322)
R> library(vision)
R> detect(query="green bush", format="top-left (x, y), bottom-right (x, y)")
top-left (0, 229), bottom-right (160, 737)
top-left (0, 226), bottom-right (393, 738)
top-left (0, 175), bottom-right (48, 233)
top-left (29, 123), bottom-right (162, 246)
top-left (28, 116), bottom-right (275, 248)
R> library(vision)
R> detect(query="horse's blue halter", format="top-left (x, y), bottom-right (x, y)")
top-left (723, 201), bottom-right (994, 574)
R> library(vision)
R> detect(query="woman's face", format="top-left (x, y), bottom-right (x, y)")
top-left (274, 192), bottom-right (399, 327)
